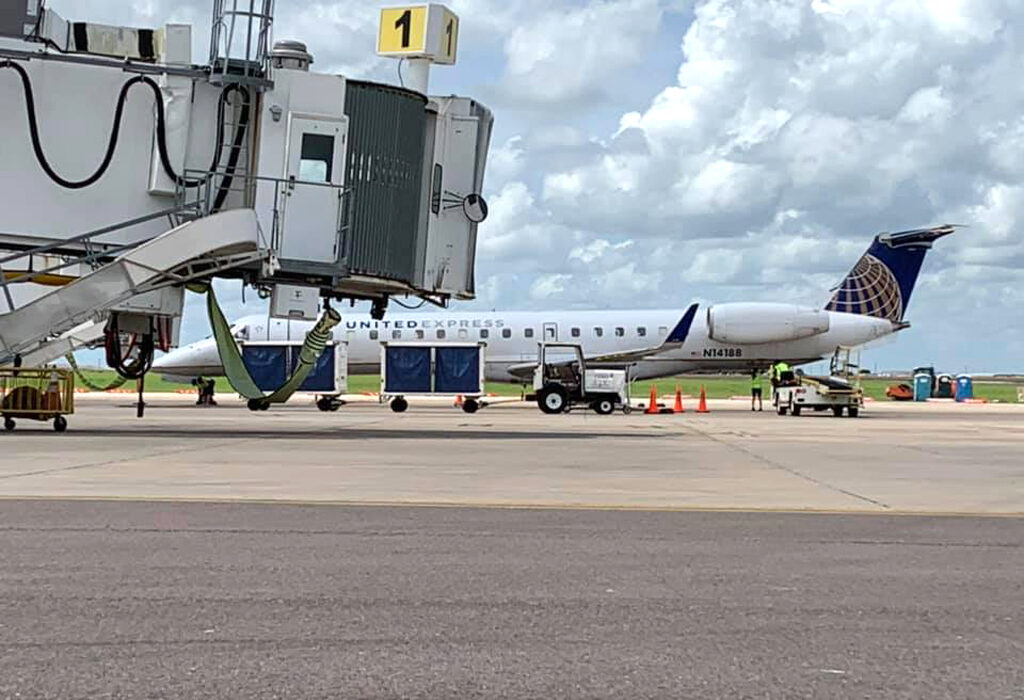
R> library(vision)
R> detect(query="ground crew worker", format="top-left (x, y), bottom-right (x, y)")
top-left (750, 370), bottom-right (764, 411)
top-left (203, 378), bottom-right (217, 406)
top-left (771, 360), bottom-right (792, 388)
top-left (193, 376), bottom-right (206, 405)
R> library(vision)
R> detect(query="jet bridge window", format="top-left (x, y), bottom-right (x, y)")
top-left (299, 133), bottom-right (335, 182)
top-left (637, 327), bottom-right (647, 337)
top-left (594, 327), bottom-right (603, 337)
top-left (615, 327), bottom-right (625, 337)
top-left (431, 163), bottom-right (443, 214)
top-left (524, 328), bottom-right (534, 339)
top-left (571, 327), bottom-right (580, 338)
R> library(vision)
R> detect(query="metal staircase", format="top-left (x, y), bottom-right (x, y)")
top-left (0, 210), bottom-right (268, 364)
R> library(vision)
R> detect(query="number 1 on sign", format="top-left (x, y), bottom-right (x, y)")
top-left (395, 9), bottom-right (412, 48)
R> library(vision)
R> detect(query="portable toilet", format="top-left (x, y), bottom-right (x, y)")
top-left (913, 373), bottom-right (933, 401)
top-left (935, 374), bottom-right (955, 399)
top-left (955, 374), bottom-right (974, 402)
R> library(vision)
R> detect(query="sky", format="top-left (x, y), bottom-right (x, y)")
top-left (64, 0), bottom-right (1024, 372)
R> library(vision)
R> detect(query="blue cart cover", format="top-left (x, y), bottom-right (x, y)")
top-left (384, 346), bottom-right (431, 393)
top-left (289, 345), bottom-right (337, 392)
top-left (242, 345), bottom-right (288, 391)
top-left (435, 346), bottom-right (481, 394)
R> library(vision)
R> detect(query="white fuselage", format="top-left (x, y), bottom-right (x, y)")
top-left (154, 307), bottom-right (897, 383)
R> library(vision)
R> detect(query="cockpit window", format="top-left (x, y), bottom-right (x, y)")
top-left (232, 325), bottom-right (250, 341)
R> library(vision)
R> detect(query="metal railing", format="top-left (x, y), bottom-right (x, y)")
top-left (209, 0), bottom-right (275, 86)
top-left (176, 169), bottom-right (353, 265)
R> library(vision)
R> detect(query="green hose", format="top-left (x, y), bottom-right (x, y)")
top-left (194, 284), bottom-right (341, 409)
top-left (65, 352), bottom-right (128, 391)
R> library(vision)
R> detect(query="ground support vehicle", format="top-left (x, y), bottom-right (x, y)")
top-left (0, 368), bottom-right (75, 432)
top-left (533, 343), bottom-right (632, 415)
top-left (773, 375), bottom-right (863, 417)
top-left (380, 342), bottom-right (486, 414)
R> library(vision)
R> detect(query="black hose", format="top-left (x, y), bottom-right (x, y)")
top-left (212, 86), bottom-right (251, 212)
top-left (0, 58), bottom-right (249, 192)
top-left (104, 316), bottom-right (155, 380)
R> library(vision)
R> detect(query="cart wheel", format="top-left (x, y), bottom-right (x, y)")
top-left (390, 397), bottom-right (408, 413)
top-left (53, 415), bottom-right (68, 433)
top-left (3, 417), bottom-right (14, 431)
top-left (622, 405), bottom-right (633, 415)
top-left (462, 398), bottom-right (479, 414)
top-left (777, 406), bottom-right (788, 416)
top-left (592, 398), bottom-right (615, 415)
top-left (791, 405), bottom-right (802, 416)
top-left (847, 407), bottom-right (859, 418)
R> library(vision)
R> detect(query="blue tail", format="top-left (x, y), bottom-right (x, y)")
top-left (825, 225), bottom-right (955, 323)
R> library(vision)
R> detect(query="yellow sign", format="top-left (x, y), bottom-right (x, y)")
top-left (378, 6), bottom-right (428, 55)
top-left (434, 7), bottom-right (459, 64)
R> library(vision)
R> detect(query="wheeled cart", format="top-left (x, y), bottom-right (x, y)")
top-left (0, 368), bottom-right (75, 432)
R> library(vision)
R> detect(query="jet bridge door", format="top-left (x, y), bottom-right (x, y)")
top-left (281, 115), bottom-right (348, 264)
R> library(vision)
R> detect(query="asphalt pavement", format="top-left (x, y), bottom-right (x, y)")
top-left (1, 500), bottom-right (1021, 699)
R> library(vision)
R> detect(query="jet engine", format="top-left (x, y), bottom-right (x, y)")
top-left (706, 303), bottom-right (830, 345)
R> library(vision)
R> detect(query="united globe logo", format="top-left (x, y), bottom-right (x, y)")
top-left (826, 254), bottom-right (903, 322)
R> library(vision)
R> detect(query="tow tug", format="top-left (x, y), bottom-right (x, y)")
top-left (773, 348), bottom-right (864, 418)
top-left (533, 342), bottom-right (632, 415)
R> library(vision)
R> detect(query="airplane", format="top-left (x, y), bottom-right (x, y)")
top-left (153, 225), bottom-right (955, 383)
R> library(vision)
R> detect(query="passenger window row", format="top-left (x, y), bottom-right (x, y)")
top-left (367, 325), bottom-right (664, 341)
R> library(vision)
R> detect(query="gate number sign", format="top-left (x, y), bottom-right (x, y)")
top-left (377, 4), bottom-right (459, 65)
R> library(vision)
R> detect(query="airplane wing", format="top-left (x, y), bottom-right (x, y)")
top-left (505, 303), bottom-right (699, 380)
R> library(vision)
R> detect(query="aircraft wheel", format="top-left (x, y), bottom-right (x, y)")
top-left (847, 407), bottom-right (859, 418)
top-left (538, 384), bottom-right (568, 415)
top-left (53, 416), bottom-right (68, 433)
top-left (462, 398), bottom-right (480, 414)
top-left (592, 398), bottom-right (615, 415)
top-left (316, 397), bottom-right (333, 412)
top-left (390, 397), bottom-right (408, 413)
top-left (3, 416), bottom-right (14, 431)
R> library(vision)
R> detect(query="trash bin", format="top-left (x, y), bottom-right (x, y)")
top-left (955, 374), bottom-right (973, 402)
top-left (913, 373), bottom-right (933, 401)
top-left (935, 374), bottom-right (955, 399)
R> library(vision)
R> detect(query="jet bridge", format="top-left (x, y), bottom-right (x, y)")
top-left (0, 1), bottom-right (493, 382)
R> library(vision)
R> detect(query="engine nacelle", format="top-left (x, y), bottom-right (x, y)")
top-left (707, 303), bottom-right (830, 345)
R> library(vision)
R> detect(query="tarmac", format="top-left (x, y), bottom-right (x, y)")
top-left (1, 395), bottom-right (1022, 698)
top-left (0, 394), bottom-right (1021, 513)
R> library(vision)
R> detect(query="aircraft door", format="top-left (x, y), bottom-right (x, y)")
top-left (543, 322), bottom-right (558, 341)
top-left (281, 115), bottom-right (348, 263)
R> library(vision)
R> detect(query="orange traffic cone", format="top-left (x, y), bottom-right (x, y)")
top-left (674, 387), bottom-right (685, 413)
top-left (645, 385), bottom-right (660, 415)
top-left (697, 385), bottom-right (710, 413)
top-left (454, 394), bottom-right (464, 408)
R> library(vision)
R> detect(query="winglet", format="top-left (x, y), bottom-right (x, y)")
top-left (666, 303), bottom-right (699, 344)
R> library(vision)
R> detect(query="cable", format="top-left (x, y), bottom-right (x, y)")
top-left (103, 316), bottom-right (155, 380)
top-left (393, 297), bottom-right (426, 310)
top-left (397, 57), bottom-right (405, 87)
top-left (211, 85), bottom-right (251, 212)
top-left (0, 58), bottom-right (248, 191)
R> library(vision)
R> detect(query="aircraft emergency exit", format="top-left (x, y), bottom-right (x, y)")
top-left (153, 226), bottom-right (955, 383)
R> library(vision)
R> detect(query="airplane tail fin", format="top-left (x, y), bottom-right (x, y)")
top-left (824, 225), bottom-right (955, 323)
